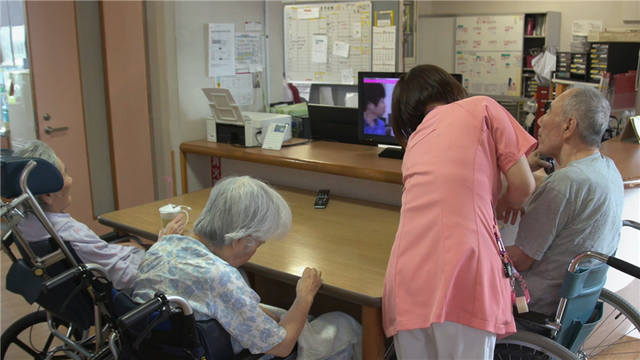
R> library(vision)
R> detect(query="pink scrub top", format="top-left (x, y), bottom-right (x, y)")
top-left (383, 96), bottom-right (536, 338)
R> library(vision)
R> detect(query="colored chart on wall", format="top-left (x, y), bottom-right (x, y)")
top-left (284, 2), bottom-right (372, 83)
top-left (455, 51), bottom-right (523, 96)
top-left (454, 15), bottom-right (524, 96)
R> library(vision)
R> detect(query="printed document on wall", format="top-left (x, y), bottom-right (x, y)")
top-left (235, 33), bottom-right (265, 72)
top-left (312, 35), bottom-right (328, 64)
top-left (218, 73), bottom-right (253, 106)
top-left (209, 23), bottom-right (235, 77)
top-left (372, 26), bottom-right (396, 72)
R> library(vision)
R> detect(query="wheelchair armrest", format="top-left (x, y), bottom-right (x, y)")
top-left (232, 350), bottom-right (264, 360)
top-left (100, 231), bottom-right (143, 245)
top-left (514, 310), bottom-right (552, 326)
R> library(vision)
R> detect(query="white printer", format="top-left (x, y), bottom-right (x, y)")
top-left (203, 88), bottom-right (291, 147)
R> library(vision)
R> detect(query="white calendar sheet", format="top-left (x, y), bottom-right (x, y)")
top-left (284, 2), bottom-right (372, 83)
top-left (372, 26), bottom-right (396, 72)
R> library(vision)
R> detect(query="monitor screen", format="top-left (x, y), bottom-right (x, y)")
top-left (358, 72), bottom-right (405, 147)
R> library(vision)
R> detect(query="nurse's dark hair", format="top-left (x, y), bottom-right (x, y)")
top-left (391, 64), bottom-right (468, 148)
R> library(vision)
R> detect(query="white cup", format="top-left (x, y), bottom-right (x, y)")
top-left (159, 204), bottom-right (191, 227)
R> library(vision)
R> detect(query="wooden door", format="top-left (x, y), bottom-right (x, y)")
top-left (25, 1), bottom-right (108, 233)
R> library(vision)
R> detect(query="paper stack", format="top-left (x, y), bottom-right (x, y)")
top-left (570, 35), bottom-right (590, 53)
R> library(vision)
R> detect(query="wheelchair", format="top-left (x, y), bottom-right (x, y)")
top-left (1, 156), bottom-right (295, 360)
top-left (1, 156), bottom-right (124, 359)
top-left (495, 229), bottom-right (640, 360)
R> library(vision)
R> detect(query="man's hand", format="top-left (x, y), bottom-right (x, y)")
top-left (496, 195), bottom-right (525, 225)
top-left (528, 150), bottom-right (553, 173)
top-left (158, 213), bottom-right (185, 240)
top-left (295, 267), bottom-right (323, 304)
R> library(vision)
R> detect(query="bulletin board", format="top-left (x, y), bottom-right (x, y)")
top-left (454, 15), bottom-right (524, 96)
top-left (455, 15), bottom-right (524, 52)
top-left (455, 51), bottom-right (523, 96)
top-left (284, 2), bottom-right (373, 84)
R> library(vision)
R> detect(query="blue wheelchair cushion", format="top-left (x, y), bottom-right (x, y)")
top-left (1, 156), bottom-right (63, 199)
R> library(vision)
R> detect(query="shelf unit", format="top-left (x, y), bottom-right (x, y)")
top-left (521, 12), bottom-right (560, 98)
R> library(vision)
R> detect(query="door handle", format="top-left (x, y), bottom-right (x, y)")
top-left (44, 126), bottom-right (68, 134)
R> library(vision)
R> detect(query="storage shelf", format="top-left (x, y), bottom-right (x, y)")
top-left (524, 35), bottom-right (545, 39)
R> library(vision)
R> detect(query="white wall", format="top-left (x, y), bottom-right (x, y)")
top-left (146, 1), bottom-right (290, 196)
top-left (417, 1), bottom-right (640, 68)
top-left (421, 1), bottom-right (639, 51)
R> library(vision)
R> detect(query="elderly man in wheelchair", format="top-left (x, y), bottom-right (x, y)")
top-left (493, 85), bottom-right (640, 359)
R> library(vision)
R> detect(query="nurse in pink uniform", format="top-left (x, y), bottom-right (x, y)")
top-left (383, 65), bottom-right (536, 359)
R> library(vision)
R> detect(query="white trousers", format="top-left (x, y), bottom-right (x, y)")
top-left (394, 321), bottom-right (496, 360)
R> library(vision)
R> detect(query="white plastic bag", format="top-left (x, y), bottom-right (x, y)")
top-left (531, 48), bottom-right (556, 85)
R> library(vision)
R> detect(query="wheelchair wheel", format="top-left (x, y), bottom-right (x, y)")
top-left (495, 331), bottom-right (579, 360)
top-left (578, 288), bottom-right (640, 359)
top-left (1, 310), bottom-right (83, 360)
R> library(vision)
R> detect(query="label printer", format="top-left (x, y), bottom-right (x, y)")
top-left (203, 88), bottom-right (291, 147)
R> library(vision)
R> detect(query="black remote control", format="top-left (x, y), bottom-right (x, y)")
top-left (540, 156), bottom-right (555, 175)
top-left (314, 189), bottom-right (330, 209)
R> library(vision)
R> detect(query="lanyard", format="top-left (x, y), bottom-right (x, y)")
top-left (494, 226), bottom-right (531, 312)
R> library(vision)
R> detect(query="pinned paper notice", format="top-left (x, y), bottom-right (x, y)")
top-left (244, 21), bottom-right (262, 31)
top-left (333, 41), bottom-right (350, 58)
top-left (311, 35), bottom-right (328, 64)
top-left (352, 23), bottom-right (362, 38)
top-left (571, 20), bottom-right (603, 36)
top-left (341, 69), bottom-right (354, 84)
top-left (298, 8), bottom-right (319, 20)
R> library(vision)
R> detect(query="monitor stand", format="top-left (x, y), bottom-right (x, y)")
top-left (378, 147), bottom-right (404, 160)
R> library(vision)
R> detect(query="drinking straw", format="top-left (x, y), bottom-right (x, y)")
top-left (163, 176), bottom-right (172, 204)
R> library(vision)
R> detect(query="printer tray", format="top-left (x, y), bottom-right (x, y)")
top-left (216, 123), bottom-right (246, 145)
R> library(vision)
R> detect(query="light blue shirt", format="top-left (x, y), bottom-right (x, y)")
top-left (16, 212), bottom-right (144, 290)
top-left (132, 235), bottom-right (286, 355)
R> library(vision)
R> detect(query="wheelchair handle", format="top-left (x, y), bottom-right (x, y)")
top-left (623, 219), bottom-right (640, 231)
top-left (117, 296), bottom-right (166, 331)
top-left (42, 265), bottom-right (84, 293)
top-left (607, 256), bottom-right (640, 280)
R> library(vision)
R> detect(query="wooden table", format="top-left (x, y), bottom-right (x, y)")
top-left (180, 138), bottom-right (640, 190)
top-left (98, 186), bottom-right (399, 360)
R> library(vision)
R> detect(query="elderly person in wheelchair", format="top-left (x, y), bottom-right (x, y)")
top-left (133, 176), bottom-right (324, 358)
top-left (12, 140), bottom-right (185, 289)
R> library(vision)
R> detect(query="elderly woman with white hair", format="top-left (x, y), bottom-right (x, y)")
top-left (132, 176), bottom-right (323, 358)
top-left (13, 140), bottom-right (185, 289)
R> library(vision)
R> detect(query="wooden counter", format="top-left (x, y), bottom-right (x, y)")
top-left (180, 140), bottom-right (402, 193)
top-left (181, 137), bottom-right (640, 191)
top-left (600, 137), bottom-right (640, 189)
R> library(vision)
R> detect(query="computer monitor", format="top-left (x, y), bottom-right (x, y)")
top-left (307, 104), bottom-right (361, 145)
top-left (358, 71), bottom-right (464, 159)
top-left (358, 72), bottom-right (405, 159)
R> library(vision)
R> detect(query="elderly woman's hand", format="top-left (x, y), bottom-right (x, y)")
top-left (296, 267), bottom-right (323, 303)
top-left (158, 213), bottom-right (185, 240)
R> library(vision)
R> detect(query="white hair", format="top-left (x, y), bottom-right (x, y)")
top-left (12, 140), bottom-right (59, 210)
top-left (563, 85), bottom-right (611, 148)
top-left (12, 140), bottom-right (59, 166)
top-left (193, 176), bottom-right (292, 249)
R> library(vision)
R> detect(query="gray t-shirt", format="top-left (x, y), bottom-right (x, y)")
top-left (515, 153), bottom-right (624, 316)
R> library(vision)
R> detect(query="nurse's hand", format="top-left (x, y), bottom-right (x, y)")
top-left (496, 196), bottom-right (524, 225)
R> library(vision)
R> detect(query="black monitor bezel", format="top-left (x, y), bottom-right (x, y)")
top-left (358, 71), bottom-right (405, 146)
